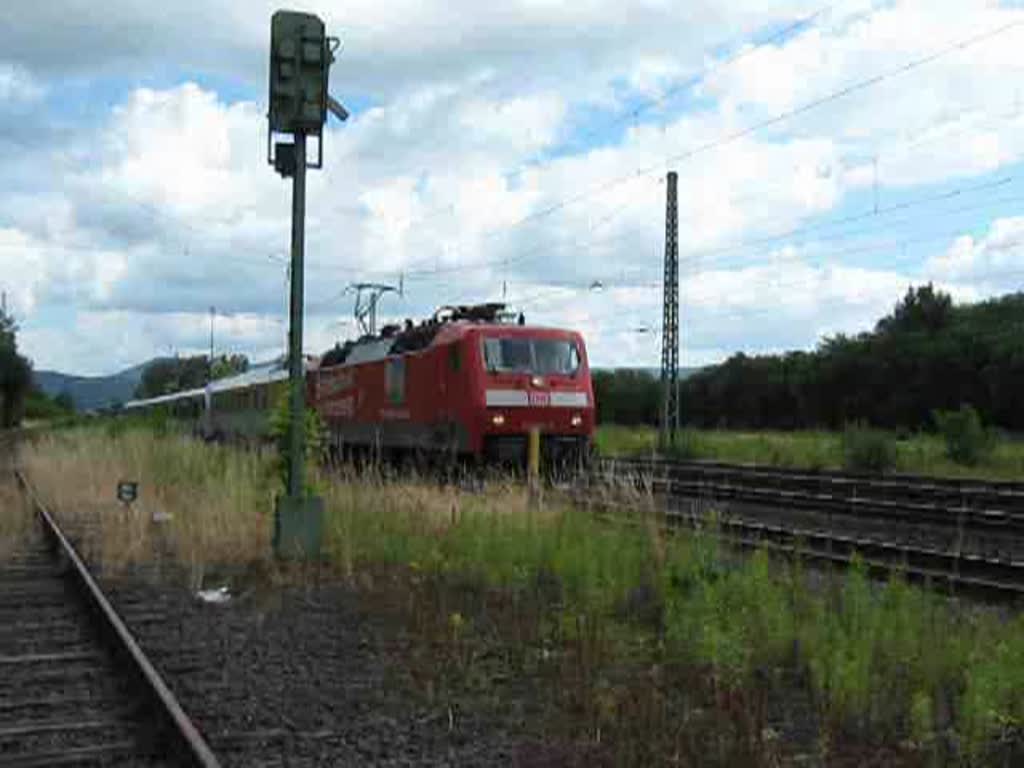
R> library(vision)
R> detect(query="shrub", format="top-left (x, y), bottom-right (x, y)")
top-left (841, 423), bottom-right (897, 473)
top-left (666, 428), bottom-right (700, 460)
top-left (933, 405), bottom-right (994, 467)
top-left (268, 385), bottom-right (327, 493)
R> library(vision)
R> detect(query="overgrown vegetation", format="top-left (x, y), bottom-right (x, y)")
top-left (840, 423), bottom-right (898, 473)
top-left (23, 387), bottom-right (76, 423)
top-left (20, 427), bottom-right (1024, 764)
top-left (20, 428), bottom-right (274, 588)
top-left (0, 471), bottom-right (31, 559)
top-left (933, 405), bottom-right (995, 467)
top-left (267, 385), bottom-right (327, 494)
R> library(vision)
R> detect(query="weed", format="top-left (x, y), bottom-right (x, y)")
top-left (933, 405), bottom-right (995, 467)
top-left (268, 386), bottom-right (328, 494)
top-left (959, 614), bottom-right (1024, 760)
top-left (841, 423), bottom-right (898, 473)
top-left (0, 476), bottom-right (32, 558)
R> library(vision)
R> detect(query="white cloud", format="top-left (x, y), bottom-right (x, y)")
top-left (0, 228), bottom-right (48, 313)
top-left (21, 309), bottom-right (287, 376)
top-left (0, 0), bottom-right (820, 100)
top-left (926, 216), bottom-right (1024, 290)
top-left (0, 63), bottom-right (44, 104)
top-left (3, 1), bottom-right (1024, 374)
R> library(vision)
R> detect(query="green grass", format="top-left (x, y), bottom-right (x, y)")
top-left (22, 426), bottom-right (1024, 763)
top-left (327, 484), bottom-right (1024, 761)
top-left (595, 424), bottom-right (1024, 480)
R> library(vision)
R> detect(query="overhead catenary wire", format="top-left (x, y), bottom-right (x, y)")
top-left (507, 232), bottom-right (1024, 333)
top-left (406, 173), bottom-right (1024, 295)
top-left (268, 5), bottom-right (1022, 279)
top-left (413, 16), bottom-right (1024, 263)
top-left (9, 8), bottom-right (1024, 369)
top-left (563, 3), bottom-right (836, 148)
top-left (331, 2), bottom-right (841, 260)
top-left (4, 10), bottom-right (1018, 277)
top-left (7, 76), bottom-right (1023, 296)
top-left (583, 260), bottom-right (1024, 350)
top-left (303, 97), bottom-right (1024, 285)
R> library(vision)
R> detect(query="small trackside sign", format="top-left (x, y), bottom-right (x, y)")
top-left (117, 481), bottom-right (138, 504)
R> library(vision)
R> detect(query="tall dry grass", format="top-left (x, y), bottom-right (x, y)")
top-left (0, 473), bottom-right (32, 559)
top-left (20, 427), bottom-right (274, 587)
top-left (322, 466), bottom-right (554, 581)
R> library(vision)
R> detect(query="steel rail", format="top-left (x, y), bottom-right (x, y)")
top-left (636, 476), bottom-right (1024, 534)
top-left (598, 455), bottom-right (1024, 494)
top-left (705, 514), bottom-right (1024, 598)
top-left (14, 469), bottom-right (221, 768)
top-left (593, 457), bottom-right (1024, 532)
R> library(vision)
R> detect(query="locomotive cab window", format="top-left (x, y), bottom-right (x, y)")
top-left (535, 339), bottom-right (580, 376)
top-left (482, 337), bottom-right (581, 376)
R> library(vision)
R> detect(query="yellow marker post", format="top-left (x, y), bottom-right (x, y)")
top-left (527, 426), bottom-right (541, 510)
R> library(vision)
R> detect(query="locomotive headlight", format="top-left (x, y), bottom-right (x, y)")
top-left (491, 413), bottom-right (506, 426)
top-left (571, 414), bottom-right (583, 427)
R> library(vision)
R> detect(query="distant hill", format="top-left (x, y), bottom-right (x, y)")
top-left (34, 360), bottom-right (155, 412)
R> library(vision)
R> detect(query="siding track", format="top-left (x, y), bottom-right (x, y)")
top-left (1, 468), bottom-right (220, 768)
top-left (587, 456), bottom-right (1024, 599)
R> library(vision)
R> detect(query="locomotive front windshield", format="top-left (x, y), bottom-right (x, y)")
top-left (482, 337), bottom-right (581, 376)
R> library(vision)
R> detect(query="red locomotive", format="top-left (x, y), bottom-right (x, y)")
top-left (313, 303), bottom-right (594, 466)
top-left (124, 303), bottom-right (596, 468)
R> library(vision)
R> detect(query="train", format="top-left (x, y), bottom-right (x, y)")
top-left (123, 303), bottom-right (596, 468)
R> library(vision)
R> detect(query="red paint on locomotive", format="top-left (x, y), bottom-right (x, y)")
top-left (312, 317), bottom-right (594, 464)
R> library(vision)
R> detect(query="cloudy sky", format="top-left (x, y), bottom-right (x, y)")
top-left (1, 0), bottom-right (1023, 375)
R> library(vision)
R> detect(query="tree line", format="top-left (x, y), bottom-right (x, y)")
top-left (134, 353), bottom-right (250, 400)
top-left (0, 308), bottom-right (74, 424)
top-left (595, 285), bottom-right (1024, 433)
top-left (0, 308), bottom-right (32, 427)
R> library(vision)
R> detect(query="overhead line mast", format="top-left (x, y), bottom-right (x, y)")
top-left (659, 171), bottom-right (679, 452)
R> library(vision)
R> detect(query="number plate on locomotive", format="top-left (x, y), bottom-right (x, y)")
top-left (528, 391), bottom-right (550, 407)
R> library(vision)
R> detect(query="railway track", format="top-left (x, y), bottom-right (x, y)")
top-left (593, 456), bottom-right (1024, 534)
top-left (1, 468), bottom-right (220, 768)
top-left (585, 456), bottom-right (1024, 599)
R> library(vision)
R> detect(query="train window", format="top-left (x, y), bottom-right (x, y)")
top-left (534, 339), bottom-right (580, 376)
top-left (483, 337), bottom-right (580, 376)
top-left (484, 338), bottom-right (532, 373)
top-left (386, 358), bottom-right (405, 404)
